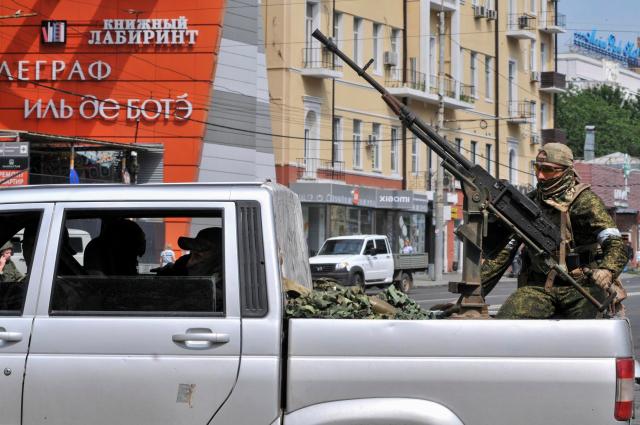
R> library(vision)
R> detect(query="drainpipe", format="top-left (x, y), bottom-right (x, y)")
top-left (402, 0), bottom-right (408, 190)
top-left (331, 0), bottom-right (336, 166)
top-left (494, 0), bottom-right (500, 178)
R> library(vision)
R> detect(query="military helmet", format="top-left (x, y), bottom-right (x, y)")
top-left (536, 143), bottom-right (573, 167)
top-left (0, 240), bottom-right (13, 253)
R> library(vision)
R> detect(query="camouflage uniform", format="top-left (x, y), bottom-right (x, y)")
top-left (481, 144), bottom-right (628, 319)
top-left (0, 241), bottom-right (23, 283)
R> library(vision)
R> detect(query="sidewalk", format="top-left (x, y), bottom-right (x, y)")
top-left (413, 271), bottom-right (636, 288)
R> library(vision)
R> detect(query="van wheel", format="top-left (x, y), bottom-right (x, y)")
top-left (351, 272), bottom-right (365, 291)
top-left (397, 272), bottom-right (413, 293)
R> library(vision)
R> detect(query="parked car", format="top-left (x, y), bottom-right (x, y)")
top-left (0, 182), bottom-right (634, 425)
top-left (308, 235), bottom-right (426, 292)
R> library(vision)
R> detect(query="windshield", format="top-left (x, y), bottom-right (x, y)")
top-left (318, 239), bottom-right (364, 255)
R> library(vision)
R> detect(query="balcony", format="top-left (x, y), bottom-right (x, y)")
top-left (507, 101), bottom-right (533, 124)
top-left (385, 70), bottom-right (474, 110)
top-left (296, 157), bottom-right (345, 182)
top-left (506, 14), bottom-right (537, 40)
top-left (430, 0), bottom-right (457, 11)
top-left (539, 11), bottom-right (566, 34)
top-left (301, 48), bottom-right (343, 79)
top-left (540, 71), bottom-right (566, 93)
top-left (541, 128), bottom-right (567, 144)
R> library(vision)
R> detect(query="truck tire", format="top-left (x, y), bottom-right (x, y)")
top-left (351, 272), bottom-right (365, 291)
top-left (397, 272), bottom-right (413, 293)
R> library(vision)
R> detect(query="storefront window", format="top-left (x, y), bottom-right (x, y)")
top-left (302, 204), bottom-right (326, 256)
top-left (329, 205), bottom-right (374, 237)
top-left (394, 212), bottom-right (426, 254)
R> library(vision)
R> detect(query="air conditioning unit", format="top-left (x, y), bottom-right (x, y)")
top-left (530, 133), bottom-right (540, 145)
top-left (518, 15), bottom-right (530, 29)
top-left (485, 9), bottom-right (497, 20)
top-left (530, 71), bottom-right (541, 82)
top-left (473, 5), bottom-right (485, 18)
top-left (383, 51), bottom-right (398, 67)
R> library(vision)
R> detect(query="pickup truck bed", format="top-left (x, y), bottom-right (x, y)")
top-left (287, 318), bottom-right (633, 425)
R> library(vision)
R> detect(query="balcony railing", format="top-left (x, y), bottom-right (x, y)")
top-left (541, 128), bottom-right (567, 144)
top-left (429, 75), bottom-right (457, 98)
top-left (459, 83), bottom-right (476, 103)
top-left (540, 11), bottom-right (566, 33)
top-left (296, 157), bottom-right (345, 182)
top-left (301, 47), bottom-right (343, 78)
top-left (540, 71), bottom-right (567, 93)
top-left (385, 68), bottom-right (427, 91)
top-left (508, 101), bottom-right (533, 122)
top-left (407, 171), bottom-right (432, 192)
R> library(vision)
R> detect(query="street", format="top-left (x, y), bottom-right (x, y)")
top-left (406, 275), bottom-right (640, 424)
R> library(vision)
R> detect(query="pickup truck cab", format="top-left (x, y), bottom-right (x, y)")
top-left (0, 182), bottom-right (634, 425)
top-left (309, 235), bottom-right (428, 292)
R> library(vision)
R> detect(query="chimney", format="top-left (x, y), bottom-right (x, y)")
top-left (584, 125), bottom-right (595, 161)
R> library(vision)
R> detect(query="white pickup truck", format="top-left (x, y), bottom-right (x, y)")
top-left (309, 235), bottom-right (428, 292)
top-left (0, 182), bottom-right (635, 425)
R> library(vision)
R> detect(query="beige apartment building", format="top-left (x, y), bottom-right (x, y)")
top-left (264, 0), bottom-right (567, 271)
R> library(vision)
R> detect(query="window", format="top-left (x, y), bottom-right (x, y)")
top-left (530, 101), bottom-right (537, 135)
top-left (530, 40), bottom-right (537, 72)
top-left (530, 160), bottom-right (537, 186)
top-left (411, 135), bottom-right (419, 174)
top-left (541, 102), bottom-right (547, 129)
top-left (530, 0), bottom-right (536, 14)
top-left (540, 43), bottom-right (547, 71)
top-left (373, 23), bottom-right (382, 74)
top-left (374, 238), bottom-right (389, 254)
top-left (333, 117), bottom-right (342, 162)
top-left (485, 144), bottom-right (492, 174)
top-left (305, 2), bottom-right (318, 66)
top-left (509, 149), bottom-right (516, 182)
top-left (390, 29), bottom-right (401, 80)
top-left (391, 127), bottom-right (399, 173)
top-left (353, 119), bottom-right (362, 168)
top-left (364, 240), bottom-right (375, 255)
top-left (508, 60), bottom-right (517, 107)
top-left (353, 17), bottom-right (362, 65)
top-left (333, 12), bottom-right (343, 65)
top-left (429, 36), bottom-right (436, 78)
top-left (455, 138), bottom-right (463, 154)
top-left (470, 52), bottom-right (478, 97)
top-left (0, 210), bottom-right (42, 315)
top-left (372, 123), bottom-right (381, 170)
top-left (485, 56), bottom-right (493, 100)
top-left (50, 210), bottom-right (225, 315)
top-left (471, 141), bottom-right (477, 164)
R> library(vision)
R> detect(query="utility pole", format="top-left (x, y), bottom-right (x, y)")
top-left (433, 1), bottom-right (445, 281)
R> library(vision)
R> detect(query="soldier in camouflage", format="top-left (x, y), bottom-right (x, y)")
top-left (481, 143), bottom-right (628, 319)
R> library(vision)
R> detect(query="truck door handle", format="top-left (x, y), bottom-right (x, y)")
top-left (0, 332), bottom-right (23, 342)
top-left (172, 332), bottom-right (230, 344)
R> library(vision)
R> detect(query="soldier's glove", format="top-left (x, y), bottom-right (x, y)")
top-left (591, 268), bottom-right (613, 290)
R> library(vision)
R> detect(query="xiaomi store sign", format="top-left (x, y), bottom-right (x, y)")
top-left (0, 1), bottom-right (223, 180)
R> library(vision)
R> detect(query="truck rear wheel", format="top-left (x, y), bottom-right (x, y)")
top-left (397, 272), bottom-right (413, 293)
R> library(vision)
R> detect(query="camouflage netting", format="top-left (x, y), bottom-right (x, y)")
top-left (285, 277), bottom-right (440, 320)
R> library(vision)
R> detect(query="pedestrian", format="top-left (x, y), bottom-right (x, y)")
top-left (481, 143), bottom-right (628, 319)
top-left (159, 244), bottom-right (176, 267)
top-left (0, 240), bottom-right (24, 282)
top-left (401, 239), bottom-right (414, 254)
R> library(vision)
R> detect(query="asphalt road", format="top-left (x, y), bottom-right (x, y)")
top-left (406, 275), bottom-right (640, 424)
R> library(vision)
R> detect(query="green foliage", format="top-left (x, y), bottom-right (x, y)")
top-left (556, 85), bottom-right (640, 158)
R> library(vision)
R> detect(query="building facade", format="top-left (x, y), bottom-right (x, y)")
top-left (0, 0), bottom-right (275, 246)
top-left (558, 53), bottom-right (640, 98)
top-left (264, 0), bottom-right (566, 270)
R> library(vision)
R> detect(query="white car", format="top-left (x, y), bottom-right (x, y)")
top-left (310, 235), bottom-right (427, 292)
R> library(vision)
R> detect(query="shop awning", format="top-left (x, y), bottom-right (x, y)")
top-left (0, 130), bottom-right (163, 152)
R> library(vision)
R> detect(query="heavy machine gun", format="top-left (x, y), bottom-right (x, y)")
top-left (312, 30), bottom-right (616, 318)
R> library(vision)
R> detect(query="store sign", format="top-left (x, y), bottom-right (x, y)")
top-left (0, 60), bottom-right (111, 81)
top-left (292, 182), bottom-right (429, 213)
top-left (0, 142), bottom-right (29, 186)
top-left (88, 16), bottom-right (199, 46)
top-left (41, 20), bottom-right (67, 44)
top-left (573, 30), bottom-right (640, 67)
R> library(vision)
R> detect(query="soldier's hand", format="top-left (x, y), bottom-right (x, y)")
top-left (591, 268), bottom-right (613, 290)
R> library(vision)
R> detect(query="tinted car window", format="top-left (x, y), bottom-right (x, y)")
top-left (50, 209), bottom-right (225, 316)
top-left (0, 211), bottom-right (42, 316)
top-left (374, 239), bottom-right (388, 254)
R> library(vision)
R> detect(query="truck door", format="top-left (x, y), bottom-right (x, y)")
top-left (374, 238), bottom-right (394, 282)
top-left (362, 238), bottom-right (376, 281)
top-left (0, 205), bottom-right (52, 425)
top-left (23, 202), bottom-right (241, 425)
